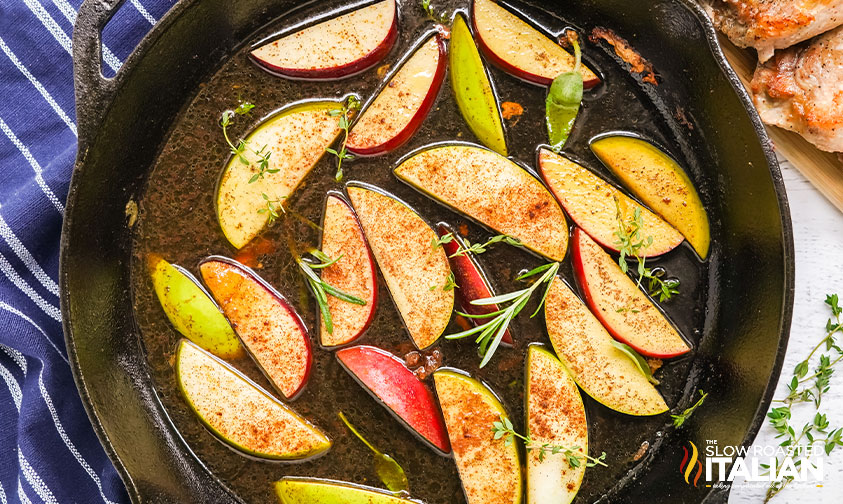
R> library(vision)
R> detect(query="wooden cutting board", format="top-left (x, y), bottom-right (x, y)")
top-left (717, 34), bottom-right (843, 213)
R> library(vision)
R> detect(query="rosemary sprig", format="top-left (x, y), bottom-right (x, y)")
top-left (432, 232), bottom-right (523, 257)
top-left (445, 262), bottom-right (559, 367)
top-left (764, 294), bottom-right (843, 502)
top-left (492, 416), bottom-right (607, 468)
top-left (294, 247), bottom-right (367, 335)
top-left (671, 390), bottom-right (707, 428)
top-left (613, 198), bottom-right (680, 302)
top-left (327, 96), bottom-right (361, 181)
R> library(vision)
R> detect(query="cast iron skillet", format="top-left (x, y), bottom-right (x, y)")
top-left (62, 0), bottom-right (795, 502)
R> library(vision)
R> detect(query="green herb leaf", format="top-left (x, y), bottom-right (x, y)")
top-left (671, 390), bottom-right (707, 429)
top-left (490, 414), bottom-right (608, 468)
top-left (339, 412), bottom-right (409, 493)
top-left (610, 340), bottom-right (659, 385)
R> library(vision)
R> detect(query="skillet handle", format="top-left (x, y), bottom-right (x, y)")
top-left (72, 0), bottom-right (126, 145)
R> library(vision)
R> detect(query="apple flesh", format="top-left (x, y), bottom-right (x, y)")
top-left (571, 229), bottom-right (690, 358)
top-left (250, 0), bottom-right (397, 79)
top-left (336, 345), bottom-right (450, 453)
top-left (526, 345), bottom-right (588, 504)
top-left (148, 255), bottom-right (243, 359)
top-left (590, 134), bottom-right (710, 258)
top-left (538, 148), bottom-right (683, 257)
top-left (450, 14), bottom-right (508, 155)
top-left (346, 184), bottom-right (454, 349)
top-left (434, 369), bottom-right (522, 504)
top-left (216, 101), bottom-right (343, 249)
top-left (472, 0), bottom-right (600, 88)
top-left (176, 340), bottom-right (330, 460)
top-left (319, 194), bottom-right (378, 347)
top-left (275, 478), bottom-right (422, 504)
top-left (199, 257), bottom-right (312, 399)
top-left (544, 276), bottom-right (667, 415)
top-left (436, 224), bottom-right (512, 345)
top-left (395, 144), bottom-right (569, 261)
top-left (347, 34), bottom-right (447, 156)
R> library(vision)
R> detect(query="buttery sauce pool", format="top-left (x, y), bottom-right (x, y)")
top-left (131, 0), bottom-right (709, 502)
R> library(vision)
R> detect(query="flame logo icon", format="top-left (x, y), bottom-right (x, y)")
top-left (680, 441), bottom-right (703, 487)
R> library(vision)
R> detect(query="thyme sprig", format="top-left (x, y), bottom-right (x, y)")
top-left (327, 96), bottom-right (361, 182)
top-left (432, 232), bottom-right (523, 257)
top-left (492, 416), bottom-right (607, 468)
top-left (764, 294), bottom-right (843, 502)
top-left (613, 198), bottom-right (680, 302)
top-left (220, 103), bottom-right (280, 184)
top-left (258, 193), bottom-right (285, 225)
top-left (421, 0), bottom-right (448, 23)
top-left (445, 262), bottom-right (559, 367)
top-left (671, 390), bottom-right (707, 428)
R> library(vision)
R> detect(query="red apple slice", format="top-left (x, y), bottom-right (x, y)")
top-left (571, 229), bottom-right (690, 358)
top-left (319, 194), bottom-right (378, 347)
top-left (250, 0), bottom-right (398, 79)
top-left (200, 257), bottom-right (312, 399)
top-left (544, 277), bottom-right (667, 416)
top-left (347, 34), bottom-right (447, 156)
top-left (538, 148), bottom-right (683, 257)
top-left (471, 0), bottom-right (600, 88)
top-left (336, 345), bottom-right (450, 453)
top-left (436, 224), bottom-right (512, 345)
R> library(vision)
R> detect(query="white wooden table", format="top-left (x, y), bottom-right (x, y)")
top-left (729, 158), bottom-right (843, 503)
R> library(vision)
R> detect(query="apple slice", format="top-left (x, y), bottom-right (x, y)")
top-left (436, 224), bottom-right (512, 345)
top-left (336, 345), bottom-right (450, 453)
top-left (319, 194), bottom-right (378, 347)
top-left (275, 478), bottom-right (422, 504)
top-left (571, 229), bottom-right (690, 358)
top-left (347, 34), bottom-right (447, 156)
top-left (450, 14), bottom-right (507, 155)
top-left (526, 345), bottom-right (588, 504)
top-left (346, 184), bottom-right (454, 349)
top-left (472, 0), bottom-right (600, 88)
top-left (538, 148), bottom-right (683, 257)
top-left (395, 144), bottom-right (569, 261)
top-left (250, 0), bottom-right (397, 79)
top-left (148, 255), bottom-right (243, 359)
top-left (176, 340), bottom-right (330, 460)
top-left (434, 369), bottom-right (522, 504)
top-left (590, 134), bottom-right (710, 258)
top-left (545, 276), bottom-right (666, 415)
top-left (217, 100), bottom-right (343, 249)
top-left (199, 257), bottom-right (312, 399)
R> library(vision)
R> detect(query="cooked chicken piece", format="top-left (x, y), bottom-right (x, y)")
top-left (751, 25), bottom-right (843, 152)
top-left (702, 0), bottom-right (843, 62)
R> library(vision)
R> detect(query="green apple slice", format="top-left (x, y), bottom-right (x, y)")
top-left (538, 148), bottom-right (683, 257)
top-left (544, 277), bottom-right (667, 416)
top-left (274, 478), bottom-right (423, 504)
top-left (346, 184), bottom-right (454, 349)
top-left (450, 14), bottom-right (507, 155)
top-left (148, 256), bottom-right (242, 359)
top-left (590, 134), bottom-right (710, 258)
top-left (434, 370), bottom-right (522, 504)
top-left (526, 345), bottom-right (588, 504)
top-left (217, 100), bottom-right (343, 249)
top-left (175, 339), bottom-right (330, 460)
top-left (395, 144), bottom-right (569, 260)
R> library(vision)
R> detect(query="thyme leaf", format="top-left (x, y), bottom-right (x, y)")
top-left (492, 415), bottom-right (608, 467)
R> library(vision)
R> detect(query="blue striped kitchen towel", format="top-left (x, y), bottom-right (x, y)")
top-left (0, 1), bottom-right (174, 502)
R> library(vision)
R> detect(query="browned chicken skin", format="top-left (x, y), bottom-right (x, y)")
top-left (702, 0), bottom-right (843, 62)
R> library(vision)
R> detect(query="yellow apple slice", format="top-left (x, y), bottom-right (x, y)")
top-left (346, 184), bottom-right (453, 349)
top-left (275, 478), bottom-right (423, 504)
top-left (572, 229), bottom-right (690, 358)
top-left (347, 34), bottom-right (447, 156)
top-left (538, 148), bottom-right (683, 257)
top-left (251, 0), bottom-right (397, 79)
top-left (319, 194), bottom-right (378, 347)
top-left (526, 345), bottom-right (588, 504)
top-left (434, 370), bottom-right (522, 504)
top-left (175, 340), bottom-right (330, 460)
top-left (395, 144), bottom-right (569, 261)
top-left (472, 0), bottom-right (599, 88)
top-left (544, 277), bottom-right (667, 415)
top-left (590, 134), bottom-right (711, 258)
top-left (216, 100), bottom-right (343, 249)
